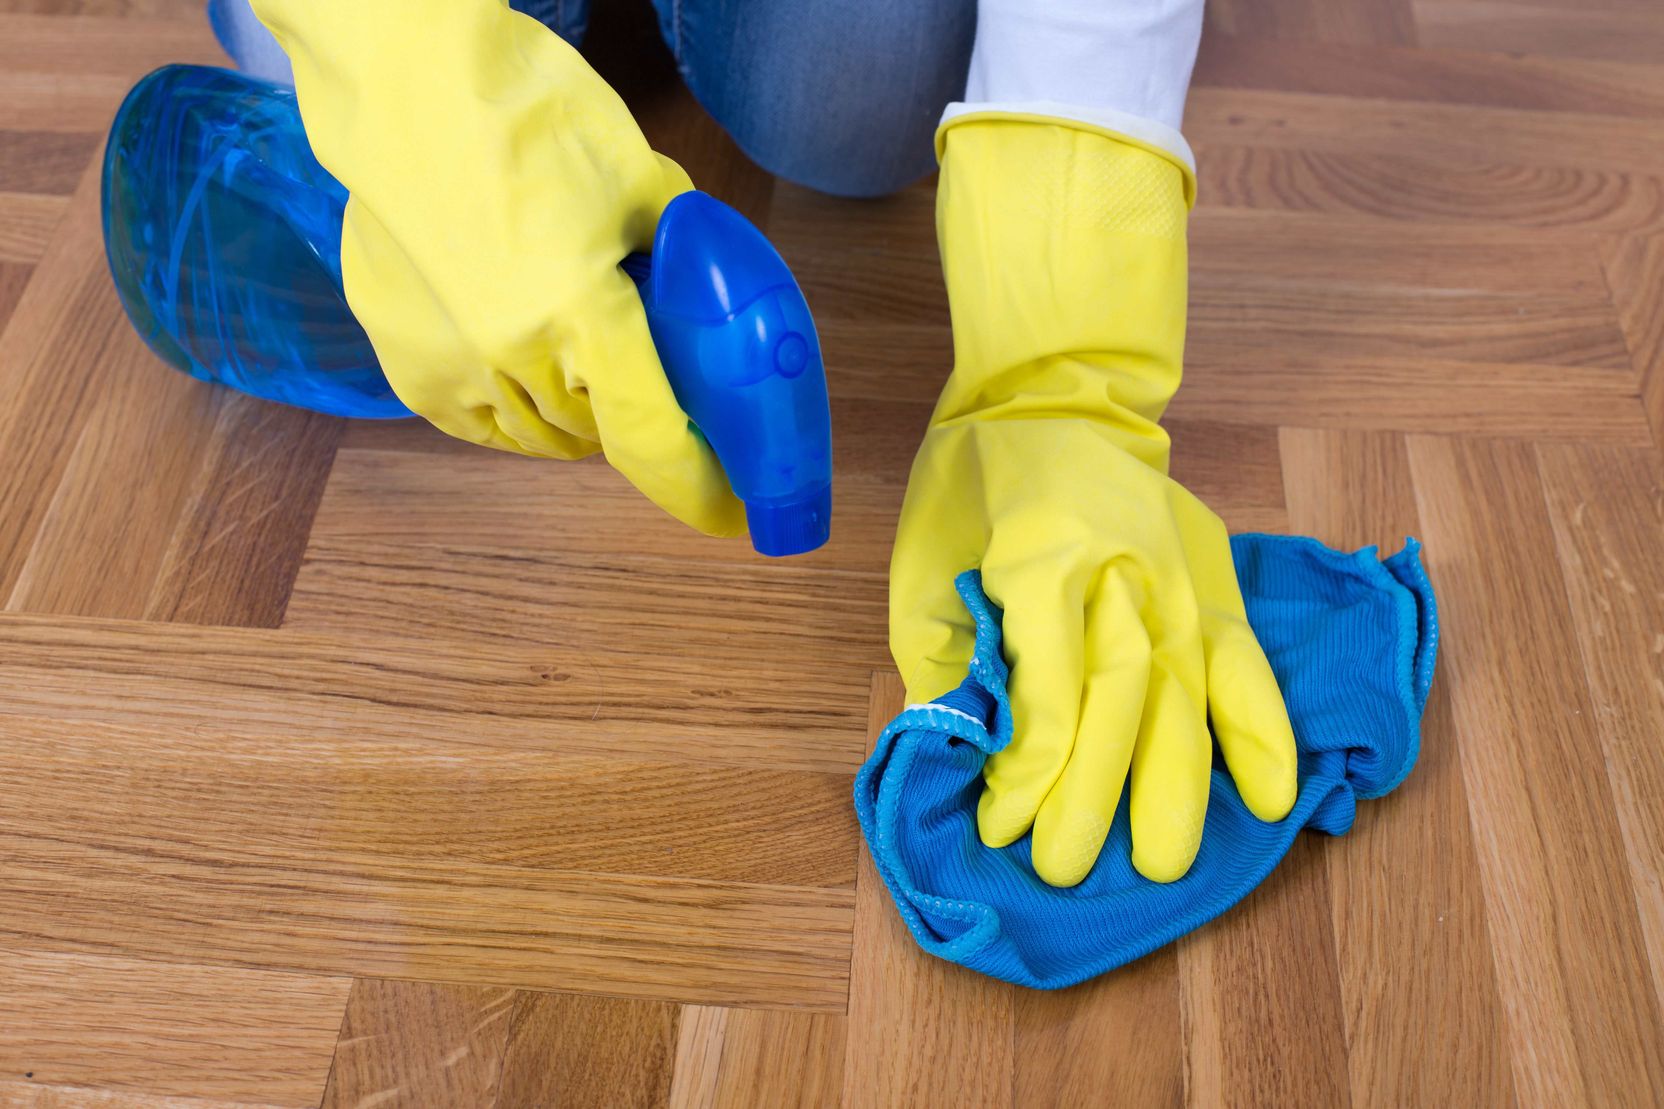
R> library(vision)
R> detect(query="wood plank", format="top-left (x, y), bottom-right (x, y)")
top-left (1015, 954), bottom-right (1183, 1108)
top-left (1186, 87), bottom-right (1664, 176)
top-left (1208, 0), bottom-right (1417, 46)
top-left (0, 617), bottom-right (872, 773)
top-left (1280, 428), bottom-right (1514, 1106)
top-left (0, 2), bottom-right (204, 22)
top-left (308, 447), bottom-right (904, 579)
top-left (1192, 207), bottom-right (1613, 296)
top-left (320, 980), bottom-right (514, 1109)
top-left (0, 15), bottom-right (222, 132)
top-left (0, 13), bottom-right (220, 75)
top-left (1538, 443), bottom-right (1664, 1018)
top-left (1195, 143), bottom-right (1664, 234)
top-left (1, 827), bottom-right (851, 1011)
top-left (842, 672), bottom-right (1014, 1109)
top-left (0, 712), bottom-right (857, 888)
top-left (1414, 0), bottom-right (1664, 65)
top-left (0, 162), bottom-right (129, 600)
top-left (0, 132), bottom-right (97, 195)
top-left (286, 539), bottom-right (889, 665)
top-left (0, 948), bottom-right (347, 1107)
top-left (0, 261), bottom-right (29, 335)
top-left (1195, 32), bottom-right (1664, 118)
top-left (1179, 354), bottom-right (1649, 444)
top-left (1406, 435), bottom-right (1664, 1104)
top-left (1190, 274), bottom-right (1634, 368)
top-left (765, 183), bottom-right (943, 327)
top-left (145, 395), bottom-right (342, 628)
top-left (0, 193), bottom-right (68, 264)
top-left (1177, 838), bottom-right (1350, 1109)
top-left (666, 1007), bottom-right (845, 1109)
top-left (0, 1083), bottom-right (284, 1109)
top-left (495, 992), bottom-right (679, 1109)
top-left (5, 343), bottom-right (223, 618)
top-left (1601, 232), bottom-right (1664, 445)
top-left (667, 1006), bottom-right (728, 1109)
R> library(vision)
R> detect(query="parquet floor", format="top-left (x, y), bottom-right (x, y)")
top-left (2, 0), bottom-right (1662, 1105)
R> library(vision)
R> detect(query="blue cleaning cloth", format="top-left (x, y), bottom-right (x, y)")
top-left (854, 535), bottom-right (1438, 990)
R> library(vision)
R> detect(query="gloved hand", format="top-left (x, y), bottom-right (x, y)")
top-left (890, 114), bottom-right (1298, 886)
top-left (249, 0), bottom-right (743, 536)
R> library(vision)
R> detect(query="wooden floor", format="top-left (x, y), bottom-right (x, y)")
top-left (3, 0), bottom-right (1664, 1105)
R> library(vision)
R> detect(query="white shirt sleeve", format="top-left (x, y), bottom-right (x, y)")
top-left (944, 0), bottom-right (1204, 170)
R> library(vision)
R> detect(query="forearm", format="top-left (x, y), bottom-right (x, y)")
top-left (931, 0), bottom-right (1202, 453)
top-left (957, 0), bottom-right (1202, 166)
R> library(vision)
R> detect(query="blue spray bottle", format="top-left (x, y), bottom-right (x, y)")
top-left (102, 64), bottom-right (832, 557)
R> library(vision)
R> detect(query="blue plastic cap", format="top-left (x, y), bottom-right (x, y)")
top-left (746, 483), bottom-right (832, 558)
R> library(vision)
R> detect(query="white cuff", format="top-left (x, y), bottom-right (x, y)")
top-left (938, 100), bottom-right (1196, 178)
top-left (960, 0), bottom-right (1203, 134)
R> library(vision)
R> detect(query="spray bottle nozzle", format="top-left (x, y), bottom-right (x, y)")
top-left (627, 192), bottom-right (833, 557)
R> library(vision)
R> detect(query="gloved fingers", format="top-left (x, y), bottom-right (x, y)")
top-left (1031, 568), bottom-right (1152, 887)
top-left (616, 152), bottom-right (695, 255)
top-left (651, 153), bottom-right (695, 212)
top-left (893, 588), bottom-right (978, 708)
top-left (470, 371), bottom-right (602, 460)
top-left (1204, 612), bottom-right (1299, 823)
top-left (1171, 488), bottom-right (1299, 822)
top-left (977, 553), bottom-right (1089, 849)
top-left (888, 472), bottom-right (983, 705)
top-left (582, 276), bottom-right (747, 538)
top-left (1128, 641), bottom-right (1212, 884)
top-left (390, 368), bottom-right (596, 459)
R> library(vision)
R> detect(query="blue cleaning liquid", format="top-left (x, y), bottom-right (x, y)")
top-left (103, 65), bottom-right (406, 418)
top-left (103, 64), bottom-right (832, 555)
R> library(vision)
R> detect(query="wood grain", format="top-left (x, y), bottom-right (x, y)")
top-left (0, 193), bottom-right (67, 264)
top-left (0, 617), bottom-right (872, 773)
top-left (1414, 0), bottom-right (1664, 64)
top-left (495, 992), bottom-right (679, 1109)
top-left (1602, 232), bottom-right (1664, 444)
top-left (4, 3), bottom-right (1664, 1104)
top-left (1407, 436), bottom-right (1664, 1104)
top-left (1280, 429), bottom-right (1514, 1106)
top-left (1178, 838), bottom-right (1350, 1109)
top-left (6, 345), bottom-right (222, 617)
top-left (0, 711), bottom-right (857, 888)
top-left (321, 980), bottom-right (515, 1109)
top-left (0, 949), bottom-right (347, 1106)
top-left (666, 1006), bottom-right (845, 1109)
top-left (1207, 0), bottom-right (1417, 46)
top-left (0, 1084), bottom-right (286, 1109)
top-left (1195, 32), bottom-right (1664, 118)
top-left (1186, 87), bottom-right (1664, 176)
top-left (1196, 143), bottom-right (1664, 233)
top-left (0, 162), bottom-right (135, 601)
top-left (1014, 953), bottom-right (1184, 1108)
top-left (1538, 443), bottom-right (1664, 1019)
top-left (0, 132), bottom-right (96, 194)
top-left (144, 396), bottom-right (343, 627)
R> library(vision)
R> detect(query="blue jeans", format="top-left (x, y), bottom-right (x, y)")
top-left (524, 0), bottom-right (978, 197)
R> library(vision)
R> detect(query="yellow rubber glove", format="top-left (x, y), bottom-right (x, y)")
top-left (890, 113), bottom-right (1298, 886)
top-left (249, 0), bottom-right (743, 536)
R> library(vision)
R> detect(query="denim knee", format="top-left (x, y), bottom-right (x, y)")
top-left (652, 0), bottom-right (975, 198)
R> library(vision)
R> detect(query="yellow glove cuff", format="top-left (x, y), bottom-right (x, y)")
top-left (935, 108), bottom-right (1197, 209)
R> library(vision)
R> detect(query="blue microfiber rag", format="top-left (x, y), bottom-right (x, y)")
top-left (853, 534), bottom-right (1438, 990)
